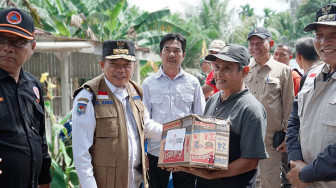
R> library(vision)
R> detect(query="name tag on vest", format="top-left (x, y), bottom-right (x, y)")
top-left (95, 100), bottom-right (114, 105)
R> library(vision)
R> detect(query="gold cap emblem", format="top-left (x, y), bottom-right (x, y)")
top-left (322, 5), bottom-right (332, 15)
top-left (117, 41), bottom-right (126, 49)
top-left (221, 46), bottom-right (230, 53)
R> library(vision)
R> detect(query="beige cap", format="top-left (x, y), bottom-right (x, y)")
top-left (208, 40), bottom-right (226, 52)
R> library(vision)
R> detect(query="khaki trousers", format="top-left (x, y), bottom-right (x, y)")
top-left (259, 131), bottom-right (282, 188)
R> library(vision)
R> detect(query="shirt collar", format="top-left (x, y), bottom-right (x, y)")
top-left (154, 65), bottom-right (185, 79)
top-left (217, 88), bottom-right (249, 105)
top-left (0, 67), bottom-right (27, 82)
top-left (104, 77), bottom-right (128, 99)
top-left (0, 67), bottom-right (10, 80)
top-left (250, 54), bottom-right (273, 69)
top-left (321, 64), bottom-right (336, 80)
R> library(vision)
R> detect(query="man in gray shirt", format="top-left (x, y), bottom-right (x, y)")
top-left (177, 44), bottom-right (268, 187)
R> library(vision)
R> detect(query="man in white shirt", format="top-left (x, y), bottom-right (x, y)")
top-left (72, 40), bottom-right (162, 188)
top-left (142, 33), bottom-right (206, 188)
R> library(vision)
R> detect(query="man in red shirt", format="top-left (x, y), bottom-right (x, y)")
top-left (274, 43), bottom-right (302, 96)
top-left (202, 40), bottom-right (225, 99)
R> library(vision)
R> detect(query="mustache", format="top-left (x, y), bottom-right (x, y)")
top-left (0, 53), bottom-right (15, 58)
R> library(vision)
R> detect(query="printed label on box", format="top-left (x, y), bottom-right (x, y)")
top-left (216, 135), bottom-right (229, 154)
top-left (214, 155), bottom-right (228, 167)
top-left (165, 128), bottom-right (186, 151)
top-left (162, 140), bottom-right (185, 163)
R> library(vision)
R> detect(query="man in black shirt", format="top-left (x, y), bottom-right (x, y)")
top-left (0, 7), bottom-right (51, 188)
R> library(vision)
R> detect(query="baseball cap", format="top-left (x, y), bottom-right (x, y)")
top-left (208, 40), bottom-right (226, 52)
top-left (200, 58), bottom-right (204, 65)
top-left (102, 40), bottom-right (136, 61)
top-left (304, 4), bottom-right (336, 32)
top-left (247, 27), bottom-right (272, 40)
top-left (205, 44), bottom-right (250, 66)
top-left (0, 7), bottom-right (35, 40)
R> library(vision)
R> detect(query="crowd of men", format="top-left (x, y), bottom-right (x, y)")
top-left (0, 3), bottom-right (335, 188)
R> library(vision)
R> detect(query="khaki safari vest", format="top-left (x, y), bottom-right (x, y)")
top-left (298, 65), bottom-right (336, 188)
top-left (82, 74), bottom-right (148, 188)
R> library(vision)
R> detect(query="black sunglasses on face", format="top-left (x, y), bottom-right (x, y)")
top-left (0, 35), bottom-right (31, 48)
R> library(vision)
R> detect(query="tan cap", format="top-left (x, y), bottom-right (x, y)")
top-left (208, 40), bottom-right (226, 52)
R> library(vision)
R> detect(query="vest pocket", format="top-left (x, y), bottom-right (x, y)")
top-left (95, 107), bottom-right (119, 137)
top-left (134, 100), bottom-right (145, 130)
top-left (323, 96), bottom-right (336, 126)
top-left (92, 154), bottom-right (116, 188)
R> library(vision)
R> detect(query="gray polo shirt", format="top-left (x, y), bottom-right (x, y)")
top-left (197, 88), bottom-right (268, 187)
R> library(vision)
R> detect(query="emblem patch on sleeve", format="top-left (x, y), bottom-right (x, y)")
top-left (76, 103), bottom-right (87, 116)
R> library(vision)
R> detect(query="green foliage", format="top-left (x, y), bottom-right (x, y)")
top-left (232, 16), bottom-right (258, 47)
top-left (267, 11), bottom-right (296, 44)
top-left (239, 4), bottom-right (255, 21)
top-left (5, 0), bottom-right (127, 41)
top-left (180, 0), bottom-right (233, 68)
top-left (264, 0), bottom-right (333, 46)
top-left (41, 73), bottom-right (77, 187)
top-left (296, 0), bottom-right (334, 32)
top-left (263, 8), bottom-right (275, 27)
top-left (5, 0), bottom-right (334, 78)
top-left (140, 60), bottom-right (161, 82)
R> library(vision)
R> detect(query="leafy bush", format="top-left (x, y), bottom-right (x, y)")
top-left (41, 72), bottom-right (79, 187)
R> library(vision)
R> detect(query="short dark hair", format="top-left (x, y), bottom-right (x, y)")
top-left (294, 37), bottom-right (319, 61)
top-left (159, 33), bottom-right (186, 53)
top-left (276, 43), bottom-right (292, 55)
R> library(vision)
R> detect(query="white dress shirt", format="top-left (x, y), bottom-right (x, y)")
top-left (72, 78), bottom-right (162, 188)
top-left (142, 67), bottom-right (205, 157)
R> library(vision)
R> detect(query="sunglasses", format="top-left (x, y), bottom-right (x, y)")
top-left (0, 35), bottom-right (31, 48)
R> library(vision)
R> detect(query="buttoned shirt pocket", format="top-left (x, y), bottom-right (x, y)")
top-left (150, 95), bottom-right (167, 118)
top-left (321, 95), bottom-right (336, 148)
top-left (264, 76), bottom-right (280, 97)
top-left (323, 95), bottom-right (336, 126)
top-left (30, 101), bottom-right (44, 136)
top-left (175, 93), bottom-right (194, 115)
top-left (95, 106), bottom-right (119, 138)
top-left (0, 103), bottom-right (8, 120)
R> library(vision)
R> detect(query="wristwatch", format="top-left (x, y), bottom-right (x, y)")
top-left (298, 171), bottom-right (307, 183)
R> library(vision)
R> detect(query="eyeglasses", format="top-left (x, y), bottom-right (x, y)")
top-left (248, 41), bottom-right (265, 48)
top-left (0, 35), bottom-right (31, 48)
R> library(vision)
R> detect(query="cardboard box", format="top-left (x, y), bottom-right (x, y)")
top-left (158, 114), bottom-right (230, 170)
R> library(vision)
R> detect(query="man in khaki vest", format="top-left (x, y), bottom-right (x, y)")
top-left (72, 40), bottom-right (162, 188)
top-left (286, 3), bottom-right (336, 188)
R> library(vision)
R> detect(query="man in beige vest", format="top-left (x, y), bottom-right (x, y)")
top-left (72, 40), bottom-right (162, 188)
top-left (286, 3), bottom-right (336, 188)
